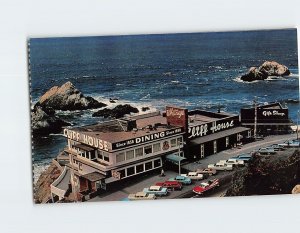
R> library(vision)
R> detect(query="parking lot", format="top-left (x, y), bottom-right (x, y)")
top-left (89, 133), bottom-right (298, 202)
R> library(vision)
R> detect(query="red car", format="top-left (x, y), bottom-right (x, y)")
top-left (192, 179), bottom-right (219, 195)
top-left (155, 181), bottom-right (183, 191)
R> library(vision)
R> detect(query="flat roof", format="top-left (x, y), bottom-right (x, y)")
top-left (69, 113), bottom-right (182, 144)
top-left (189, 126), bottom-right (250, 145)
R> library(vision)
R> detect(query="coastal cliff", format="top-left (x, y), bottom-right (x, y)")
top-left (226, 149), bottom-right (300, 196)
top-left (34, 162), bottom-right (61, 204)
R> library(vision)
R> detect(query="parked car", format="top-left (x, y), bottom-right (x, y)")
top-left (181, 172), bottom-right (204, 180)
top-left (268, 144), bottom-right (285, 151)
top-left (254, 135), bottom-right (264, 141)
top-left (224, 158), bottom-right (245, 167)
top-left (208, 162), bottom-right (233, 171)
top-left (231, 153), bottom-right (253, 163)
top-left (168, 175), bottom-right (192, 185)
top-left (155, 181), bottom-right (183, 191)
top-left (241, 136), bottom-right (255, 143)
top-left (258, 147), bottom-right (276, 155)
top-left (143, 186), bottom-right (168, 196)
top-left (196, 168), bottom-right (217, 176)
top-left (192, 179), bottom-right (220, 195)
top-left (278, 140), bottom-right (300, 148)
top-left (128, 192), bottom-right (156, 200)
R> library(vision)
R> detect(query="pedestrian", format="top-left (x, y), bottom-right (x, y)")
top-left (160, 168), bottom-right (165, 177)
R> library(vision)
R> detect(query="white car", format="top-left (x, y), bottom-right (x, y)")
top-left (208, 162), bottom-right (233, 171)
top-left (225, 158), bottom-right (244, 166)
top-left (128, 192), bottom-right (156, 200)
top-left (181, 172), bottom-right (204, 180)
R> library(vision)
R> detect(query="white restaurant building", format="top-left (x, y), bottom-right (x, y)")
top-left (61, 111), bottom-right (185, 199)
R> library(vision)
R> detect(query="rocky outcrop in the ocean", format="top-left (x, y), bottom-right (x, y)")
top-left (291, 184), bottom-right (300, 194)
top-left (240, 61), bottom-right (290, 82)
top-left (31, 105), bottom-right (70, 135)
top-left (226, 149), bottom-right (300, 196)
top-left (37, 81), bottom-right (107, 111)
top-left (92, 104), bottom-right (139, 118)
top-left (34, 162), bottom-right (61, 204)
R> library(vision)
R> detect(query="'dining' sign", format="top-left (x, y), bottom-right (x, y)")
top-left (166, 106), bottom-right (188, 130)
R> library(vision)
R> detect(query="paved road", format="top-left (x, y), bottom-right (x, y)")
top-left (89, 134), bottom-right (298, 202)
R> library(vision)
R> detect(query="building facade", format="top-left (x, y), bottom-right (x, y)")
top-left (240, 102), bottom-right (293, 135)
top-left (62, 111), bottom-right (185, 199)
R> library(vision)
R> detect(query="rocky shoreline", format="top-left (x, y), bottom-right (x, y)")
top-left (225, 149), bottom-right (300, 196)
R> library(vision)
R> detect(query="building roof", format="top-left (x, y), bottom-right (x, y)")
top-left (81, 172), bottom-right (105, 182)
top-left (73, 143), bottom-right (95, 152)
top-left (68, 112), bottom-right (183, 144)
top-left (188, 110), bottom-right (237, 127)
top-left (189, 126), bottom-right (250, 145)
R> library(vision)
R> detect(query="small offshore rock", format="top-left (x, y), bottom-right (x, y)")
top-left (92, 104), bottom-right (139, 118)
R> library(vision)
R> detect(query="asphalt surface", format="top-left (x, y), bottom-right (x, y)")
top-left (89, 133), bottom-right (298, 202)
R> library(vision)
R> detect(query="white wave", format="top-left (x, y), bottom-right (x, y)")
top-left (233, 77), bottom-right (260, 83)
top-left (32, 162), bottom-right (51, 185)
top-left (171, 80), bottom-right (180, 84)
top-left (49, 133), bottom-right (64, 137)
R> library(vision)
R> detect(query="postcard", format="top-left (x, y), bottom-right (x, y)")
top-left (29, 29), bottom-right (300, 203)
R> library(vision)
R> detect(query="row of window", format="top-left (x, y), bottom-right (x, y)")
top-left (116, 137), bottom-right (183, 163)
top-left (116, 158), bottom-right (162, 179)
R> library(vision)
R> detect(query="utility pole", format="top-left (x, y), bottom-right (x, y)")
top-left (254, 96), bottom-right (257, 138)
top-left (297, 110), bottom-right (299, 141)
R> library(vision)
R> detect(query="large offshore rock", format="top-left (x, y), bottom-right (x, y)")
top-left (92, 104), bottom-right (139, 118)
top-left (240, 61), bottom-right (290, 82)
top-left (240, 67), bottom-right (268, 82)
top-left (37, 81), bottom-right (106, 111)
top-left (259, 61), bottom-right (290, 76)
top-left (31, 105), bottom-right (70, 135)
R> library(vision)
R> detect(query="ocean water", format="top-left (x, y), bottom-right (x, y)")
top-left (29, 29), bottom-right (299, 183)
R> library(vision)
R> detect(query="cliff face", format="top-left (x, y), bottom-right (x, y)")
top-left (226, 149), bottom-right (300, 196)
top-left (34, 162), bottom-right (61, 204)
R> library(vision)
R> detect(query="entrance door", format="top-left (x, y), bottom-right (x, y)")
top-left (213, 140), bottom-right (217, 154)
top-left (200, 144), bottom-right (204, 158)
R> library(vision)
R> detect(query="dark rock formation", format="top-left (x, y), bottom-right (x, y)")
top-left (92, 104), bottom-right (139, 118)
top-left (37, 81), bottom-right (106, 111)
top-left (226, 150), bottom-right (300, 196)
top-left (240, 61), bottom-right (290, 82)
top-left (240, 67), bottom-right (268, 82)
top-left (34, 162), bottom-right (61, 204)
top-left (31, 105), bottom-right (70, 135)
top-left (141, 107), bottom-right (150, 112)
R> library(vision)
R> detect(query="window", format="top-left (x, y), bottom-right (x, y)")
top-left (135, 147), bottom-right (143, 157)
top-left (154, 159), bottom-right (161, 168)
top-left (237, 134), bottom-right (241, 142)
top-left (90, 151), bottom-right (96, 160)
top-left (171, 139), bottom-right (177, 147)
top-left (103, 153), bottom-right (109, 162)
top-left (116, 152), bottom-right (125, 163)
top-left (119, 170), bottom-right (125, 178)
top-left (98, 150), bottom-right (110, 162)
top-left (213, 140), bottom-right (217, 154)
top-left (145, 161), bottom-right (153, 170)
top-left (126, 150), bottom-right (134, 160)
top-left (136, 164), bottom-right (144, 173)
top-left (127, 167), bottom-right (135, 176)
top-left (177, 137), bottom-right (183, 146)
top-left (144, 145), bottom-right (152, 155)
top-left (248, 130), bottom-right (251, 137)
top-left (153, 143), bottom-right (161, 153)
top-left (200, 144), bottom-right (204, 158)
top-left (226, 137), bottom-right (229, 147)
